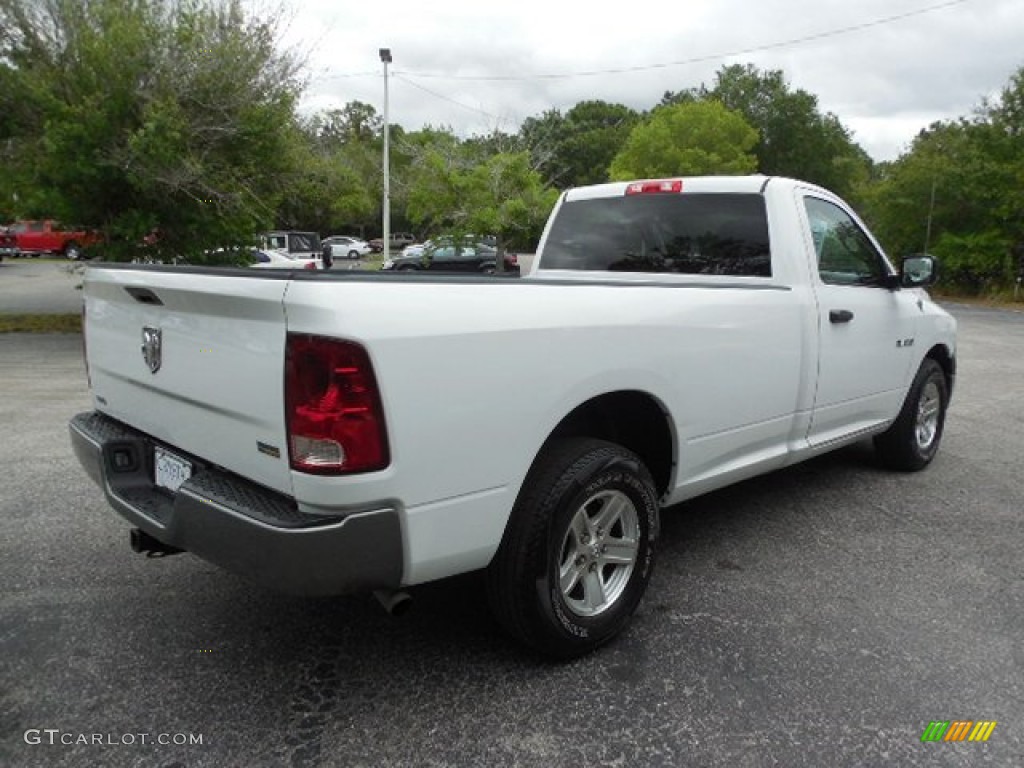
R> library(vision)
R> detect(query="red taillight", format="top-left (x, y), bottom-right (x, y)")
top-left (304, 261), bottom-right (317, 270)
top-left (625, 179), bottom-right (683, 195)
top-left (285, 335), bottom-right (389, 474)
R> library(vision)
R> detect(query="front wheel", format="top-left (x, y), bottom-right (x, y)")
top-left (347, 250), bottom-right (360, 260)
top-left (64, 242), bottom-right (82, 260)
top-left (486, 438), bottom-right (659, 659)
top-left (874, 358), bottom-right (949, 471)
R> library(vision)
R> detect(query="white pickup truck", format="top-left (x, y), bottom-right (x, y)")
top-left (69, 176), bottom-right (956, 658)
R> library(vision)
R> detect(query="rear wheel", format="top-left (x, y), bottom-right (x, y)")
top-left (487, 438), bottom-right (659, 659)
top-left (347, 249), bottom-right (359, 260)
top-left (64, 242), bottom-right (82, 260)
top-left (874, 358), bottom-right (949, 471)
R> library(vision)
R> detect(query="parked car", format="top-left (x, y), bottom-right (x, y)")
top-left (382, 239), bottom-right (518, 274)
top-left (323, 235), bottom-right (372, 260)
top-left (260, 231), bottom-right (322, 259)
top-left (0, 219), bottom-right (103, 259)
top-left (368, 232), bottom-right (416, 253)
top-left (399, 239), bottom-right (432, 259)
top-left (249, 248), bottom-right (321, 270)
top-left (402, 234), bottom-right (498, 260)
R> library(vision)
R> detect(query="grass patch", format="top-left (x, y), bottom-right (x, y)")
top-left (0, 313), bottom-right (82, 333)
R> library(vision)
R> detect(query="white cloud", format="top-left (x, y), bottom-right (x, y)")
top-left (259, 0), bottom-right (1023, 162)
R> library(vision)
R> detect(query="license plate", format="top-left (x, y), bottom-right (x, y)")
top-left (154, 446), bottom-right (192, 492)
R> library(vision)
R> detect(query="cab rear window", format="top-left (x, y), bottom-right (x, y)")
top-left (542, 193), bottom-right (771, 277)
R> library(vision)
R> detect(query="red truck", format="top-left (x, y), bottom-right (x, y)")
top-left (0, 219), bottom-right (103, 260)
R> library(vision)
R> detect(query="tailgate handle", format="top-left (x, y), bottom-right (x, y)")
top-left (124, 286), bottom-right (164, 306)
top-left (829, 309), bottom-right (854, 324)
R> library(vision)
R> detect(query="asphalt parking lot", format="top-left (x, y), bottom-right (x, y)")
top-left (0, 259), bottom-right (87, 314)
top-left (1, 299), bottom-right (1022, 767)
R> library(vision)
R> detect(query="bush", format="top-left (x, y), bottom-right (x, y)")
top-left (932, 231), bottom-right (1013, 295)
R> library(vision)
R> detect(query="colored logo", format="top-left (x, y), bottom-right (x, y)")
top-left (921, 720), bottom-right (997, 742)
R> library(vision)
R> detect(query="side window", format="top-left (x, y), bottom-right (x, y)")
top-left (804, 197), bottom-right (889, 286)
top-left (289, 233), bottom-right (317, 253)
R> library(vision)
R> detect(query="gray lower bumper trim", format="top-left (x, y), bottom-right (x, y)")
top-left (69, 411), bottom-right (403, 595)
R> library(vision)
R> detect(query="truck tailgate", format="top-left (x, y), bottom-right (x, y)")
top-left (83, 267), bottom-right (293, 495)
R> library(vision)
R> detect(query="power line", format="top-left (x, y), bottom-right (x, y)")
top-left (311, 70), bottom-right (378, 82)
top-left (390, 0), bottom-right (972, 82)
top-left (394, 75), bottom-right (504, 122)
top-left (308, 0), bottom-right (974, 129)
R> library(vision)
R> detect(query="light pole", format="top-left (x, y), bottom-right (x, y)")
top-left (379, 48), bottom-right (392, 260)
top-left (923, 177), bottom-right (937, 254)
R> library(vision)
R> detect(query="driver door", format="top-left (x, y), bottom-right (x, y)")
top-left (803, 193), bottom-right (921, 446)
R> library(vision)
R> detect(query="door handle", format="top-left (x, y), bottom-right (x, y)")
top-left (829, 309), bottom-right (854, 324)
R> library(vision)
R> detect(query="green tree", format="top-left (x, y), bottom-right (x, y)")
top-left (982, 66), bottom-right (1024, 282)
top-left (863, 99), bottom-right (1021, 293)
top-left (663, 64), bottom-right (870, 199)
top-left (518, 101), bottom-right (639, 188)
top-left (609, 101), bottom-right (758, 180)
top-left (518, 108), bottom-right (568, 187)
top-left (276, 127), bottom-right (374, 234)
top-left (459, 152), bottom-right (559, 264)
top-left (0, 0), bottom-right (304, 261)
top-left (406, 142), bottom-right (557, 262)
top-left (560, 101), bottom-right (640, 187)
top-left (402, 128), bottom-right (465, 236)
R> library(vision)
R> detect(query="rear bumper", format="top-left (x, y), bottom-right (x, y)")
top-left (69, 411), bottom-right (403, 595)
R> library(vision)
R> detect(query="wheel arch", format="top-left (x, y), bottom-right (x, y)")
top-left (924, 343), bottom-right (955, 398)
top-left (539, 390), bottom-right (676, 499)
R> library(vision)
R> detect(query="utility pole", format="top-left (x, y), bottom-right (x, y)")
top-left (923, 178), bottom-right (937, 254)
top-left (379, 48), bottom-right (392, 260)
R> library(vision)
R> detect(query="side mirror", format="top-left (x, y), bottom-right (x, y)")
top-left (900, 254), bottom-right (937, 288)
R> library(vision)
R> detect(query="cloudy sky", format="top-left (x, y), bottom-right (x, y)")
top-left (262, 0), bottom-right (1022, 162)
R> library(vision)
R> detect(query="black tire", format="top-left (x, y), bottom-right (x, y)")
top-left (486, 438), bottom-right (659, 659)
top-left (64, 242), bottom-right (81, 260)
top-left (874, 358), bottom-right (949, 471)
top-left (347, 249), bottom-right (359, 260)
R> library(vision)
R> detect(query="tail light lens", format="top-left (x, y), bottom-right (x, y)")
top-left (285, 335), bottom-right (389, 474)
top-left (625, 179), bottom-right (683, 195)
top-left (303, 261), bottom-right (317, 270)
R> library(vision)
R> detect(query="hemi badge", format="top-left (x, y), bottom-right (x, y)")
top-left (257, 442), bottom-right (281, 459)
